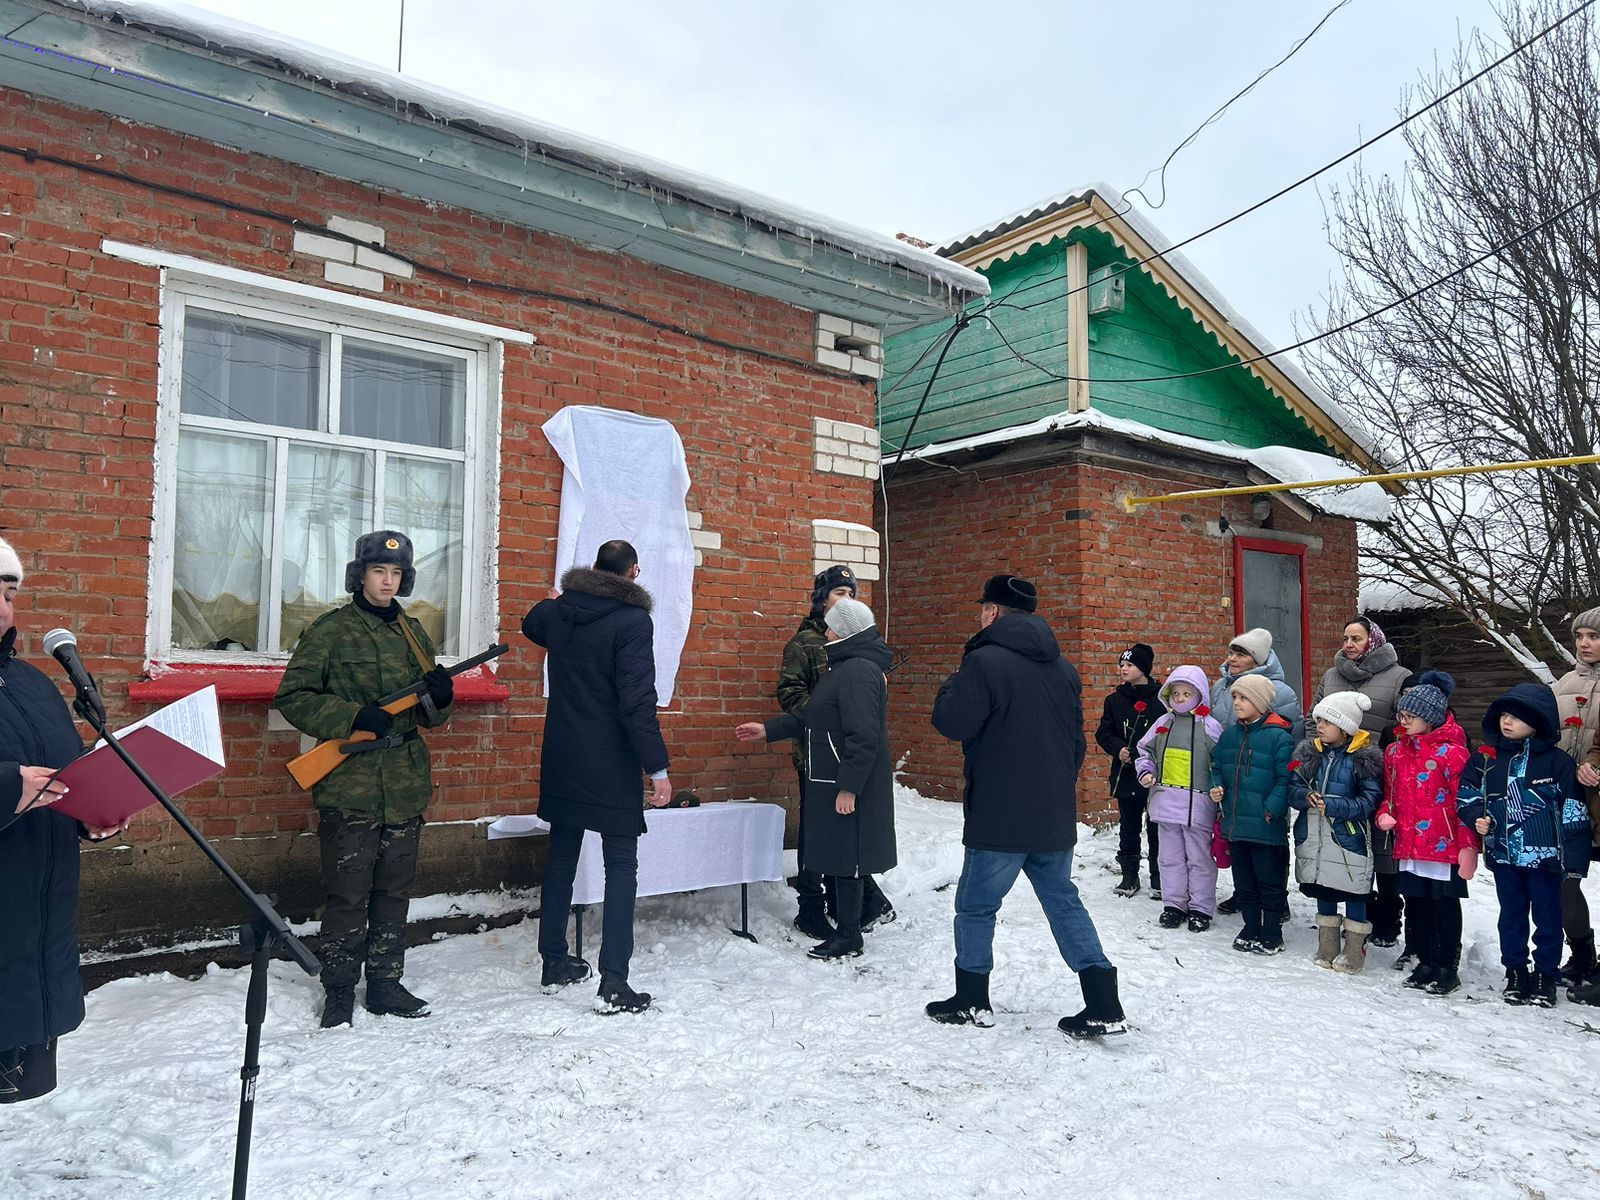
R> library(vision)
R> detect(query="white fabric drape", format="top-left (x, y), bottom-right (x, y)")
top-left (542, 405), bottom-right (694, 705)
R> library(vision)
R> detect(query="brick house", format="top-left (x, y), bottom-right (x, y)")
top-left (0, 0), bottom-right (985, 948)
top-left (877, 186), bottom-right (1390, 817)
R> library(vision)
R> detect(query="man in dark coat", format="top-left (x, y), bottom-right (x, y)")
top-left (1095, 643), bottom-right (1165, 897)
top-left (0, 536), bottom-right (119, 1103)
top-left (523, 539), bottom-right (672, 1014)
top-left (926, 574), bottom-right (1127, 1039)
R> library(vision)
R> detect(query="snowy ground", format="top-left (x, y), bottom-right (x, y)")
top-left (6, 789), bottom-right (1600, 1199)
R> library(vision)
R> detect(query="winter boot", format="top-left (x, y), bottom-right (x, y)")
top-left (925, 966), bottom-right (995, 1027)
top-left (540, 954), bottom-right (593, 992)
top-left (1503, 966), bottom-right (1534, 1005)
top-left (1313, 914), bottom-right (1343, 968)
top-left (792, 896), bottom-right (836, 942)
top-left (1561, 933), bottom-right (1597, 986)
top-left (1058, 965), bottom-right (1128, 1039)
top-left (1252, 920), bottom-right (1285, 956)
top-left (1427, 955), bottom-right (1461, 997)
top-left (1217, 894), bottom-right (1240, 915)
top-left (860, 880), bottom-right (897, 932)
top-left (365, 979), bottom-right (430, 1018)
top-left (1403, 962), bottom-right (1440, 990)
top-left (595, 973), bottom-right (652, 1014)
top-left (1158, 906), bottom-right (1185, 929)
top-left (1113, 868), bottom-right (1140, 898)
top-left (1569, 971), bottom-right (1600, 1006)
top-left (807, 930), bottom-right (865, 960)
top-left (320, 986), bottom-right (355, 1029)
top-left (1530, 969), bottom-right (1559, 1008)
top-left (1186, 913), bottom-right (1212, 933)
top-left (1334, 920), bottom-right (1372, 974)
top-left (1392, 950), bottom-right (1418, 974)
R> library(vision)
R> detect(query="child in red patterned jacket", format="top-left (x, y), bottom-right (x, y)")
top-left (1378, 672), bottom-right (1476, 996)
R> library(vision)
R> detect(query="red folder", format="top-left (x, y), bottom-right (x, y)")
top-left (51, 727), bottom-right (224, 829)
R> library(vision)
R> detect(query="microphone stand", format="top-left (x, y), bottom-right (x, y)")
top-left (78, 694), bottom-right (319, 1200)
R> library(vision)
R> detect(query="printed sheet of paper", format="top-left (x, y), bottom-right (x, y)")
top-left (96, 684), bottom-right (225, 766)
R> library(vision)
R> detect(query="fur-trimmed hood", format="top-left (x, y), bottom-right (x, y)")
top-left (1293, 733), bottom-right (1384, 780)
top-left (559, 566), bottom-right (653, 613)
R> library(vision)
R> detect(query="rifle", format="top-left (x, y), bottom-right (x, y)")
top-left (285, 642), bottom-right (510, 791)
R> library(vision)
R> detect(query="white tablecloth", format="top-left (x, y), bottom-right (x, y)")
top-left (487, 802), bottom-right (785, 906)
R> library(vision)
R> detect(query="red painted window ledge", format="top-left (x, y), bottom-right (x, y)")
top-left (128, 663), bottom-right (512, 705)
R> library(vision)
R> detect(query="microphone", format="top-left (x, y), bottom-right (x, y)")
top-left (43, 628), bottom-right (108, 728)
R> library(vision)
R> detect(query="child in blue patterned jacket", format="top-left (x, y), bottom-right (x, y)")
top-left (1459, 683), bottom-right (1593, 1007)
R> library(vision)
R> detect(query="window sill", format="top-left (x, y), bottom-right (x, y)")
top-left (128, 663), bottom-right (512, 705)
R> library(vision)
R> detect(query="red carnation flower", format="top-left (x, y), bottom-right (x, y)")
top-left (1565, 716), bottom-right (1584, 728)
top-left (1480, 745), bottom-right (1498, 760)
top-left (1133, 701), bottom-right (1148, 713)
top-left (1195, 705), bottom-right (1211, 717)
top-left (1578, 696), bottom-right (1589, 704)
top-left (1287, 760), bottom-right (1302, 772)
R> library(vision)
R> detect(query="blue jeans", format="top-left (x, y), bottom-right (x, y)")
top-left (1316, 897), bottom-right (1368, 922)
top-left (953, 848), bottom-right (1113, 975)
top-left (1490, 863), bottom-right (1564, 974)
top-left (538, 823), bottom-right (640, 981)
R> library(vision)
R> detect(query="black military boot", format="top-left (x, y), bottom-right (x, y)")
top-left (792, 895), bottom-right (836, 942)
top-left (1503, 966), bottom-right (1534, 1005)
top-left (925, 967), bottom-right (994, 1027)
top-left (365, 979), bottom-right (430, 1018)
top-left (595, 973), bottom-right (652, 1014)
top-left (541, 954), bottom-right (593, 992)
top-left (320, 986), bottom-right (355, 1029)
top-left (1530, 969), bottom-right (1559, 1008)
top-left (1058, 965), bottom-right (1128, 1039)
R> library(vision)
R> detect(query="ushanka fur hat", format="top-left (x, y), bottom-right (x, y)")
top-left (0, 535), bottom-right (22, 584)
top-left (345, 530), bottom-right (415, 596)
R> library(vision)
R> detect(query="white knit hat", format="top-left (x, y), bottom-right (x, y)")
top-left (825, 597), bottom-right (876, 640)
top-left (0, 535), bottom-right (22, 585)
top-left (1228, 627), bottom-right (1272, 666)
top-left (1313, 690), bottom-right (1373, 736)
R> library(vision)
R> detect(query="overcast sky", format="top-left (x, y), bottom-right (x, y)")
top-left (164, 0), bottom-right (1506, 349)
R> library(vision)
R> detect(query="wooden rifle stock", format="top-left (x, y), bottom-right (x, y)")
top-left (285, 643), bottom-right (509, 791)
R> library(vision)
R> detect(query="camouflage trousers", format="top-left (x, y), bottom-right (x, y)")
top-left (316, 809), bottom-right (422, 990)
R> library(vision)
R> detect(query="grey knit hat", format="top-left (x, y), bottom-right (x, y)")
top-left (1397, 670), bottom-right (1455, 729)
top-left (824, 597), bottom-right (876, 640)
top-left (1228, 627), bottom-right (1273, 666)
top-left (0, 535), bottom-right (22, 585)
top-left (1574, 606), bottom-right (1600, 636)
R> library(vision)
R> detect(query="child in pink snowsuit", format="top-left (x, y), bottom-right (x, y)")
top-left (1136, 665), bottom-right (1224, 932)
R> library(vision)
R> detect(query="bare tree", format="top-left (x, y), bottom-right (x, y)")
top-left (1305, 0), bottom-right (1600, 680)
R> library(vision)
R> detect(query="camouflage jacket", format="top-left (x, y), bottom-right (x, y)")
top-left (776, 616), bottom-right (829, 771)
top-left (274, 600), bottom-right (450, 822)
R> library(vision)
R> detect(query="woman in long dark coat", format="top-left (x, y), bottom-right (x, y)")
top-left (736, 597), bottom-right (896, 960)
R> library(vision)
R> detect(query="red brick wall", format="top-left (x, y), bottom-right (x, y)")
top-left (881, 457), bottom-right (1359, 823)
top-left (0, 87), bottom-right (875, 847)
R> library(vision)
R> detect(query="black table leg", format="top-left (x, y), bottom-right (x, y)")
top-left (728, 883), bottom-right (757, 943)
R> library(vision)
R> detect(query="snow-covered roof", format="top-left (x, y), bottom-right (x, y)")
top-left (44, 0), bottom-right (987, 307)
top-left (885, 407), bottom-right (1392, 522)
top-left (935, 183), bottom-right (1381, 469)
top-left (1358, 577), bottom-right (1448, 612)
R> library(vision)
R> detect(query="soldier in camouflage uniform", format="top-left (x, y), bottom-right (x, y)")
top-left (275, 531), bottom-right (455, 1028)
top-left (777, 566), bottom-right (895, 941)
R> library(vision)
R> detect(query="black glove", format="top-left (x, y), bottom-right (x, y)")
top-left (423, 666), bottom-right (454, 709)
top-left (352, 705), bottom-right (395, 736)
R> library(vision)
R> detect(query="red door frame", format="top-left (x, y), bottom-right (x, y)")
top-left (1232, 535), bottom-right (1312, 704)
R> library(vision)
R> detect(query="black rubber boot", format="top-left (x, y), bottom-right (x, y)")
top-left (925, 966), bottom-right (995, 1027)
top-left (793, 895), bottom-right (836, 942)
top-left (1113, 869), bottom-right (1140, 898)
top-left (807, 930), bottom-right (865, 960)
top-left (1218, 894), bottom-right (1239, 915)
top-left (595, 972), bottom-right (652, 1014)
top-left (365, 979), bottom-right (430, 1018)
top-left (1561, 933), bottom-right (1596, 986)
top-left (1059, 965), bottom-right (1127, 1039)
top-left (860, 877), bottom-right (897, 931)
top-left (320, 986), bottom-right (355, 1028)
top-left (541, 954), bottom-right (593, 991)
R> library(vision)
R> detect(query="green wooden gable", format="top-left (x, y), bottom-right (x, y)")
top-left (880, 229), bottom-right (1328, 457)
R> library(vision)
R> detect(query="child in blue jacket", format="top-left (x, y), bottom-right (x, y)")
top-left (1459, 683), bottom-right (1593, 1007)
top-left (1209, 673), bottom-right (1296, 954)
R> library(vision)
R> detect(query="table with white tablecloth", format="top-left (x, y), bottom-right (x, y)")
top-left (487, 801), bottom-right (786, 944)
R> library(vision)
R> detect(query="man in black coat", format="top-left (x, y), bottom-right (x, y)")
top-left (1095, 643), bottom-right (1165, 897)
top-left (0, 536), bottom-right (120, 1103)
top-left (925, 574), bottom-right (1127, 1039)
top-left (523, 539), bottom-right (672, 1014)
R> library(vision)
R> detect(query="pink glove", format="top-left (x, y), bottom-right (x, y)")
top-left (1458, 845), bottom-right (1479, 881)
top-left (1375, 812), bottom-right (1397, 831)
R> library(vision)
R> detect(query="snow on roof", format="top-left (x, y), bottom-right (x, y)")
top-left (56, 0), bottom-right (987, 301)
top-left (1358, 577), bottom-right (1448, 612)
top-left (934, 182), bottom-right (1380, 466)
top-left (884, 406), bottom-right (1392, 522)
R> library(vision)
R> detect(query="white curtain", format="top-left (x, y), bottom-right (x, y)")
top-left (542, 406), bottom-right (694, 705)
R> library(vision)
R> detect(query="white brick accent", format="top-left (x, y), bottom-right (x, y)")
top-left (812, 416), bottom-right (834, 438)
top-left (815, 313), bottom-right (885, 373)
top-left (687, 510), bottom-right (703, 530)
top-left (817, 313), bottom-right (853, 336)
top-left (690, 529), bottom-right (722, 551)
top-left (812, 418), bottom-right (880, 479)
top-left (816, 347), bottom-right (854, 373)
top-left (812, 519), bottom-right (880, 581)
top-left (850, 322), bottom-right (882, 345)
top-left (355, 245), bottom-right (415, 278)
top-left (849, 358), bottom-right (883, 380)
top-left (324, 261), bottom-right (385, 292)
top-left (327, 215), bottom-right (386, 246)
top-left (293, 230), bottom-right (354, 263)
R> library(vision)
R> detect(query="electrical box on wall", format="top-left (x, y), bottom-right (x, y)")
top-left (1088, 265), bottom-right (1125, 315)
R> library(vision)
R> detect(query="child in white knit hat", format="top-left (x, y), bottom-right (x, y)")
top-left (1289, 692), bottom-right (1383, 972)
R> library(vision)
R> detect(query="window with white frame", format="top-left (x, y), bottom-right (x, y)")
top-left (154, 283), bottom-right (495, 662)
